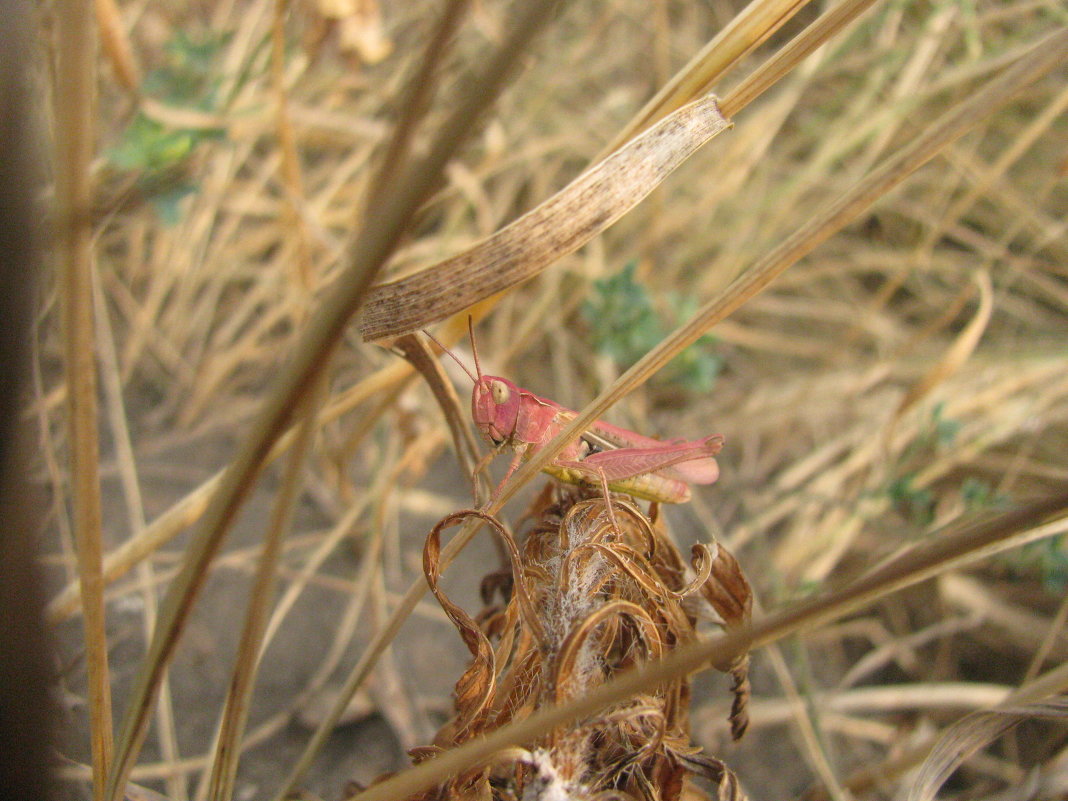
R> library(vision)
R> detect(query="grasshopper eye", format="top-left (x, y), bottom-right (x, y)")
top-left (490, 380), bottom-right (510, 405)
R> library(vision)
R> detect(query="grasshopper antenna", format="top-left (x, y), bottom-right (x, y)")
top-left (467, 315), bottom-right (483, 381)
top-left (422, 327), bottom-right (478, 384)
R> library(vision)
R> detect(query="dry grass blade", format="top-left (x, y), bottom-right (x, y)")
top-left (908, 697), bottom-right (1068, 801)
top-left (833, 661), bottom-right (1068, 799)
top-left (395, 334), bottom-right (484, 500)
top-left (720, 0), bottom-right (881, 117)
top-left (92, 263), bottom-right (185, 800)
top-left (94, 0), bottom-right (141, 95)
top-left (489, 25), bottom-right (1068, 517)
top-left (888, 270), bottom-right (994, 432)
top-left (54, 3), bottom-right (114, 798)
top-left (358, 94), bottom-right (731, 342)
top-left (362, 0), bottom-right (472, 209)
top-left (104, 3), bottom-right (566, 797)
top-left (352, 490), bottom-right (1068, 801)
top-left (270, 0), bottom-right (313, 292)
top-left (610, 0), bottom-right (815, 147)
top-left (205, 376), bottom-right (324, 801)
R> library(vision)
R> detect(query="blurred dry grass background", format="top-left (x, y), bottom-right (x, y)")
top-left (33, 0), bottom-right (1068, 799)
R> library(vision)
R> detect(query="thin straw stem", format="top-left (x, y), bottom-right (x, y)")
top-left (54, 3), bottom-right (114, 799)
top-left (607, 0), bottom-right (813, 149)
top-left (206, 372), bottom-right (326, 801)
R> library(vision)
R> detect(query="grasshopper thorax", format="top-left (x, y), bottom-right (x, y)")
top-left (472, 375), bottom-right (521, 445)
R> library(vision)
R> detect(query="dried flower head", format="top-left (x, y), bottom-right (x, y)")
top-left (396, 484), bottom-right (754, 801)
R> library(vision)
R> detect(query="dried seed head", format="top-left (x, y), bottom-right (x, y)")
top-left (411, 485), bottom-right (753, 800)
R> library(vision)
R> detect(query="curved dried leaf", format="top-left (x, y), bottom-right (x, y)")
top-left (408, 489), bottom-right (754, 800)
top-left (695, 541), bottom-right (753, 740)
top-left (676, 752), bottom-right (749, 801)
top-left (725, 656), bottom-right (751, 742)
top-left (890, 270), bottom-right (994, 431)
top-left (423, 513), bottom-right (499, 738)
top-left (555, 600), bottom-right (664, 704)
top-left (670, 544), bottom-right (717, 599)
top-left (359, 95), bottom-right (731, 341)
top-left (697, 542), bottom-right (752, 630)
top-left (908, 696), bottom-right (1068, 801)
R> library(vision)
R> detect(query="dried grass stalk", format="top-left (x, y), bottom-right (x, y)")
top-left (94, 0), bottom-right (141, 95)
top-left (611, 0), bottom-right (819, 145)
top-left (205, 376), bottom-right (325, 801)
top-left (54, 3), bottom-right (114, 798)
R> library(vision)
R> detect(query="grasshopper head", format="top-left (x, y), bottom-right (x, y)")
top-left (472, 375), bottom-right (521, 446)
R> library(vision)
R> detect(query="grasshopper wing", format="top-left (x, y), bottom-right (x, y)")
top-left (575, 417), bottom-right (723, 485)
top-left (657, 435), bottom-right (723, 484)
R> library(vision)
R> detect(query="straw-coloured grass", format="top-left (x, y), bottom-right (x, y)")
top-left (31, 1), bottom-right (1068, 800)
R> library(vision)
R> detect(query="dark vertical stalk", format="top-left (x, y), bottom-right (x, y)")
top-left (0, 3), bottom-right (54, 801)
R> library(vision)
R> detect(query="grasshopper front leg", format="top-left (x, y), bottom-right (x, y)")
top-left (484, 442), bottom-right (531, 507)
top-left (482, 440), bottom-right (622, 534)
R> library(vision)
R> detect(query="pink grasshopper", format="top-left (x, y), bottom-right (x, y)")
top-left (428, 328), bottom-right (723, 505)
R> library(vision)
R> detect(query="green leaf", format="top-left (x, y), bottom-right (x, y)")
top-left (887, 473), bottom-right (935, 527)
top-left (145, 29), bottom-right (232, 107)
top-left (107, 114), bottom-right (198, 172)
top-left (150, 182), bottom-right (199, 226)
top-left (583, 262), bottom-right (723, 394)
top-left (932, 402), bottom-right (962, 448)
top-left (105, 30), bottom-right (233, 225)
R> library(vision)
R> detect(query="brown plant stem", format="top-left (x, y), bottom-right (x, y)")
top-left (54, 3), bottom-right (114, 799)
top-left (0, 5), bottom-right (52, 801)
top-left (206, 370), bottom-right (327, 801)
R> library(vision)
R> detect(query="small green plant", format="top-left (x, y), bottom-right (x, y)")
top-left (880, 403), bottom-right (1016, 536)
top-left (897, 402), bottom-right (961, 459)
top-left (106, 31), bottom-right (230, 223)
top-left (1009, 535), bottom-right (1068, 594)
top-left (930, 402), bottom-right (962, 448)
top-left (960, 477), bottom-right (1009, 512)
top-left (145, 30), bottom-right (232, 105)
top-left (582, 261), bottom-right (722, 393)
top-left (880, 405), bottom-right (970, 530)
top-left (887, 473), bottom-right (936, 528)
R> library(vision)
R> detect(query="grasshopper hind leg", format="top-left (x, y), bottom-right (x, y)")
top-left (589, 465), bottom-right (624, 537)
